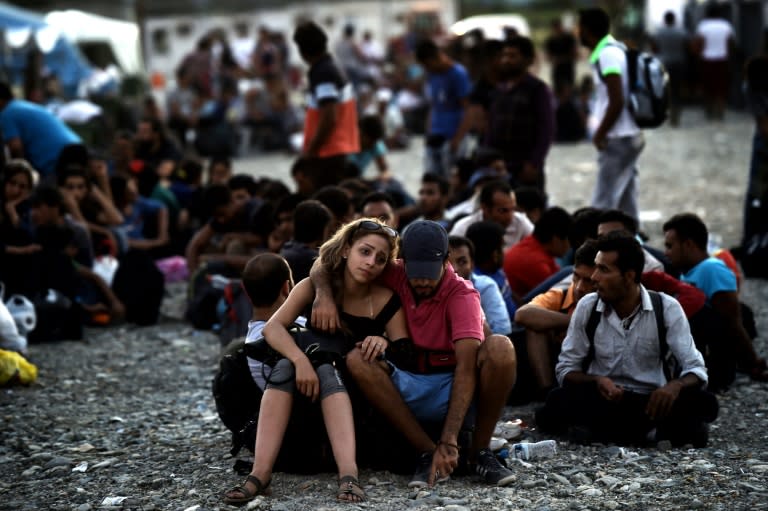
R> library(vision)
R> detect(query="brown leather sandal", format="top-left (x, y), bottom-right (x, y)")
top-left (223, 474), bottom-right (271, 505)
top-left (337, 475), bottom-right (366, 503)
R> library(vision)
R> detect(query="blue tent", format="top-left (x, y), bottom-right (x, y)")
top-left (0, 2), bottom-right (92, 98)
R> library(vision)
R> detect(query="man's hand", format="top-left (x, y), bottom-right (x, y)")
top-left (596, 376), bottom-right (624, 401)
top-left (428, 443), bottom-right (459, 486)
top-left (592, 130), bottom-right (608, 151)
top-left (294, 357), bottom-right (320, 402)
top-left (645, 380), bottom-right (682, 420)
top-left (311, 291), bottom-right (341, 333)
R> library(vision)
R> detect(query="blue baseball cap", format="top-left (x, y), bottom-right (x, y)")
top-left (401, 220), bottom-right (448, 280)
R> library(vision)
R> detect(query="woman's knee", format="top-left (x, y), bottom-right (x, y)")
top-left (265, 358), bottom-right (296, 393)
top-left (316, 363), bottom-right (347, 400)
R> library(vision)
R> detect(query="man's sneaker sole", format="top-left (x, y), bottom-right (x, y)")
top-left (492, 472), bottom-right (516, 487)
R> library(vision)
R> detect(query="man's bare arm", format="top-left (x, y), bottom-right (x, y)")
top-left (514, 303), bottom-right (571, 332)
top-left (308, 257), bottom-right (341, 332)
top-left (593, 73), bottom-right (624, 150)
top-left (440, 338), bottom-right (480, 446)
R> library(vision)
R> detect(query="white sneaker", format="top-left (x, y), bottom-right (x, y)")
top-left (493, 420), bottom-right (523, 440)
top-left (489, 436), bottom-right (507, 451)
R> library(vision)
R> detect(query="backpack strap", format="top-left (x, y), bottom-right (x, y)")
top-left (558, 288), bottom-right (569, 314)
top-left (582, 298), bottom-right (602, 372)
top-left (594, 40), bottom-right (631, 86)
top-left (648, 290), bottom-right (671, 381)
top-left (582, 291), bottom-right (669, 377)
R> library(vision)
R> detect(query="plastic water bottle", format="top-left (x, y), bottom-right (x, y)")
top-left (510, 440), bottom-right (557, 460)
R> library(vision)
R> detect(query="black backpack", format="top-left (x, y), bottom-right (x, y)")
top-left (212, 338), bottom-right (263, 456)
top-left (596, 42), bottom-right (670, 128)
top-left (211, 337), bottom-right (336, 473)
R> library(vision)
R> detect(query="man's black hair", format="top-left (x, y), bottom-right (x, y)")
top-left (504, 35), bottom-right (535, 60)
top-left (0, 82), bottom-right (13, 101)
top-left (203, 184), bottom-right (232, 217)
top-left (479, 179), bottom-right (512, 208)
top-left (209, 156), bottom-right (232, 170)
top-left (258, 178), bottom-right (291, 203)
top-left (338, 178), bottom-right (373, 210)
top-left (598, 209), bottom-right (638, 234)
top-left (359, 115), bottom-right (385, 140)
top-left (360, 191), bottom-right (395, 212)
top-left (534, 206), bottom-right (572, 243)
top-left (662, 213), bottom-right (709, 252)
top-left (705, 4), bottom-right (724, 18)
top-left (579, 8), bottom-right (611, 39)
top-left (293, 21), bottom-right (328, 58)
top-left (473, 146), bottom-right (504, 168)
top-left (596, 230), bottom-right (644, 283)
top-left (664, 10), bottom-right (676, 25)
top-left (177, 158), bottom-right (204, 184)
top-left (415, 38), bottom-right (440, 63)
top-left (293, 199), bottom-right (332, 244)
top-left (57, 164), bottom-right (89, 188)
top-left (290, 157), bottom-right (313, 177)
top-left (228, 174), bottom-right (258, 196)
top-left (242, 253), bottom-right (292, 307)
top-left (574, 239), bottom-right (599, 267)
top-left (274, 193), bottom-right (304, 218)
top-left (140, 117), bottom-right (165, 136)
top-left (465, 221), bottom-right (505, 266)
top-left (422, 172), bottom-right (450, 196)
top-left (312, 185), bottom-right (351, 220)
top-left (29, 184), bottom-right (63, 211)
top-left (483, 39), bottom-right (505, 60)
top-left (515, 186), bottom-right (546, 213)
top-left (569, 206), bottom-right (602, 249)
top-left (448, 235), bottom-right (475, 261)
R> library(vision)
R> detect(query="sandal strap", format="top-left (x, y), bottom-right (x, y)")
top-left (338, 475), bottom-right (359, 486)
top-left (338, 475), bottom-right (366, 501)
top-left (245, 474), bottom-right (271, 492)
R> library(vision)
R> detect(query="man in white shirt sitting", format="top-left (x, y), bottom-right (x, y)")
top-left (535, 231), bottom-right (718, 447)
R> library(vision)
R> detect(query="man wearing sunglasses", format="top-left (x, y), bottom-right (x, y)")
top-left (311, 220), bottom-right (517, 488)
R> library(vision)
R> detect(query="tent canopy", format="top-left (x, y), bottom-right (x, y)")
top-left (0, 3), bottom-right (92, 97)
top-left (45, 10), bottom-right (142, 75)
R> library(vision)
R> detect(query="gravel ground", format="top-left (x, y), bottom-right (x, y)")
top-left (2, 110), bottom-right (767, 511)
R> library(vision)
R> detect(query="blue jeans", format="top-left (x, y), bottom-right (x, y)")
top-left (424, 140), bottom-right (453, 177)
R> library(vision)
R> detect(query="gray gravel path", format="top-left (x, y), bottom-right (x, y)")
top-left (2, 110), bottom-right (767, 511)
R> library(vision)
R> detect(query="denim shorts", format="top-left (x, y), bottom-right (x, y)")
top-left (390, 364), bottom-right (454, 422)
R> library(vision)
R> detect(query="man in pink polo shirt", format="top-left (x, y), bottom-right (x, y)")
top-left (311, 220), bottom-right (517, 488)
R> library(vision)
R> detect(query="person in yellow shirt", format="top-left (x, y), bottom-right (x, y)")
top-left (514, 240), bottom-right (598, 397)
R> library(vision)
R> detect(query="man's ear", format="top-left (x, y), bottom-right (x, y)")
top-left (281, 279), bottom-right (292, 298)
top-left (623, 269), bottom-right (637, 286)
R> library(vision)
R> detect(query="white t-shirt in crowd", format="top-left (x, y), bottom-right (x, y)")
top-left (591, 41), bottom-right (640, 138)
top-left (696, 19), bottom-right (733, 61)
